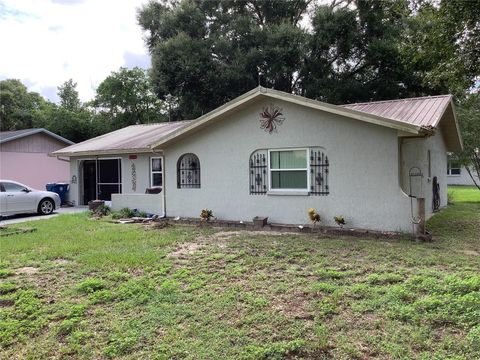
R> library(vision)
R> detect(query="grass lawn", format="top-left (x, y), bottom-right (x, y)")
top-left (448, 185), bottom-right (480, 203)
top-left (0, 189), bottom-right (479, 359)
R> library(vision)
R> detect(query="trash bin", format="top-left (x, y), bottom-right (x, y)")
top-left (46, 183), bottom-right (56, 192)
top-left (46, 182), bottom-right (70, 205)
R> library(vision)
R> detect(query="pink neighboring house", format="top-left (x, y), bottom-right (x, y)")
top-left (0, 128), bottom-right (74, 190)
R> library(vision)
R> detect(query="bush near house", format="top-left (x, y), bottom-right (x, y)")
top-left (0, 187), bottom-right (478, 359)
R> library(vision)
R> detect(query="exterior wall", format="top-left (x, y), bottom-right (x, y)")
top-left (400, 129), bottom-right (448, 219)
top-left (0, 134), bottom-right (70, 190)
top-left (68, 153), bottom-right (162, 208)
top-left (447, 166), bottom-right (479, 186)
top-left (111, 194), bottom-right (163, 214)
top-left (0, 133), bottom-right (67, 153)
top-left (163, 98), bottom-right (415, 232)
top-left (0, 152), bottom-right (70, 190)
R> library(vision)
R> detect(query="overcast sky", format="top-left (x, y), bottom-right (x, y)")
top-left (0, 0), bottom-right (151, 103)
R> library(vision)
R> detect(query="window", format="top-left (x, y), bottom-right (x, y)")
top-left (151, 157), bottom-right (163, 188)
top-left (447, 161), bottom-right (461, 176)
top-left (177, 153), bottom-right (200, 188)
top-left (250, 148), bottom-right (329, 195)
top-left (269, 149), bottom-right (309, 191)
top-left (2, 182), bottom-right (27, 192)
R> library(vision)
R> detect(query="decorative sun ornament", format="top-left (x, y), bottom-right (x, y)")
top-left (259, 104), bottom-right (285, 134)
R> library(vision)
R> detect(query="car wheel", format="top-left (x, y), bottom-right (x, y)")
top-left (38, 199), bottom-right (54, 215)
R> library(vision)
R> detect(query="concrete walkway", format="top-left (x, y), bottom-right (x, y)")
top-left (0, 206), bottom-right (88, 225)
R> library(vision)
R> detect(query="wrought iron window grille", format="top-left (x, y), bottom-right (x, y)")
top-left (249, 148), bottom-right (329, 196)
top-left (177, 153), bottom-right (201, 188)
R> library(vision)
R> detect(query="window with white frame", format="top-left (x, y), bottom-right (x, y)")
top-left (269, 149), bottom-right (309, 190)
top-left (447, 160), bottom-right (461, 176)
top-left (151, 157), bottom-right (163, 187)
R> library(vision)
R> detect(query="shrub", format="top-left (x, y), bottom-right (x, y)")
top-left (90, 204), bottom-right (111, 217)
top-left (200, 209), bottom-right (213, 221)
top-left (111, 207), bottom-right (135, 219)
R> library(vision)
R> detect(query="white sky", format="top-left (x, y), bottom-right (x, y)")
top-left (0, 0), bottom-right (151, 102)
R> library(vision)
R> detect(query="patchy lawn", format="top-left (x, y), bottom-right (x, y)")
top-left (0, 191), bottom-right (479, 359)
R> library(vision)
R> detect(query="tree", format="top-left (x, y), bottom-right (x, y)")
top-left (92, 67), bottom-right (166, 129)
top-left (0, 79), bottom-right (47, 131)
top-left (456, 93), bottom-right (480, 190)
top-left (58, 79), bottom-right (81, 111)
top-left (138, 0), bottom-right (311, 119)
top-left (138, 0), bottom-right (480, 118)
top-left (399, 0), bottom-right (480, 100)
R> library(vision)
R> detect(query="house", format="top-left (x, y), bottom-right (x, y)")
top-left (1, 128), bottom-right (74, 190)
top-left (51, 87), bottom-right (462, 233)
top-left (446, 155), bottom-right (479, 186)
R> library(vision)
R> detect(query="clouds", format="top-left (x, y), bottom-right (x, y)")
top-left (0, 0), bottom-right (151, 102)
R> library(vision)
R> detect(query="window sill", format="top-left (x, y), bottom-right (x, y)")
top-left (447, 175), bottom-right (461, 177)
top-left (267, 190), bottom-right (309, 196)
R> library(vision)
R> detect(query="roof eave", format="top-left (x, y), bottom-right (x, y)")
top-left (0, 128), bottom-right (74, 145)
top-left (50, 148), bottom-right (160, 158)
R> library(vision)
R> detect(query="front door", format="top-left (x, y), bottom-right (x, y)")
top-left (82, 160), bottom-right (97, 205)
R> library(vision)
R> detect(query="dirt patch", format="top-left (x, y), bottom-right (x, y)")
top-left (16, 267), bottom-right (39, 275)
top-left (53, 259), bottom-right (70, 265)
top-left (168, 243), bottom-right (203, 258)
top-left (459, 250), bottom-right (479, 256)
top-left (271, 292), bottom-right (314, 321)
top-left (0, 299), bottom-right (14, 307)
top-left (212, 230), bottom-right (300, 240)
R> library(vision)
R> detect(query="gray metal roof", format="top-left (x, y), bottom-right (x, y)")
top-left (51, 121), bottom-right (193, 156)
top-left (0, 128), bottom-right (74, 145)
top-left (342, 95), bottom-right (452, 128)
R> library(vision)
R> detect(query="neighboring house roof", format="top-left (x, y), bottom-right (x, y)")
top-left (149, 87), bottom-right (462, 152)
top-left (51, 121), bottom-right (193, 157)
top-left (0, 128), bottom-right (74, 145)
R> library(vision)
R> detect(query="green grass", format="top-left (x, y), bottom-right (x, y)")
top-left (448, 185), bottom-right (480, 203)
top-left (0, 189), bottom-right (478, 359)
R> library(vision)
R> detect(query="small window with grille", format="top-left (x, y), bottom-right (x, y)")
top-left (177, 153), bottom-right (201, 188)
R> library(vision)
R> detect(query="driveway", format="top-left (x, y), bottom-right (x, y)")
top-left (0, 206), bottom-right (88, 225)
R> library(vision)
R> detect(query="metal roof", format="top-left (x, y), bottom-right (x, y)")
top-left (0, 128), bottom-right (74, 145)
top-left (51, 121), bottom-right (193, 156)
top-left (342, 95), bottom-right (452, 128)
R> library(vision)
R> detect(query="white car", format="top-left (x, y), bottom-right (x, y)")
top-left (0, 180), bottom-right (61, 217)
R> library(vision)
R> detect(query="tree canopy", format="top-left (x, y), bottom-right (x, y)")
top-left (138, 0), bottom-right (480, 119)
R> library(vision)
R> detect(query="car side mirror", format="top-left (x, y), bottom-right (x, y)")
top-left (22, 188), bottom-right (31, 193)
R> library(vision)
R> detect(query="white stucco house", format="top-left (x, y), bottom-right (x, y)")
top-left (51, 87), bottom-right (463, 233)
top-left (446, 156), bottom-right (479, 186)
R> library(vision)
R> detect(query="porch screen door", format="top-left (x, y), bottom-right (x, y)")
top-left (97, 159), bottom-right (122, 201)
